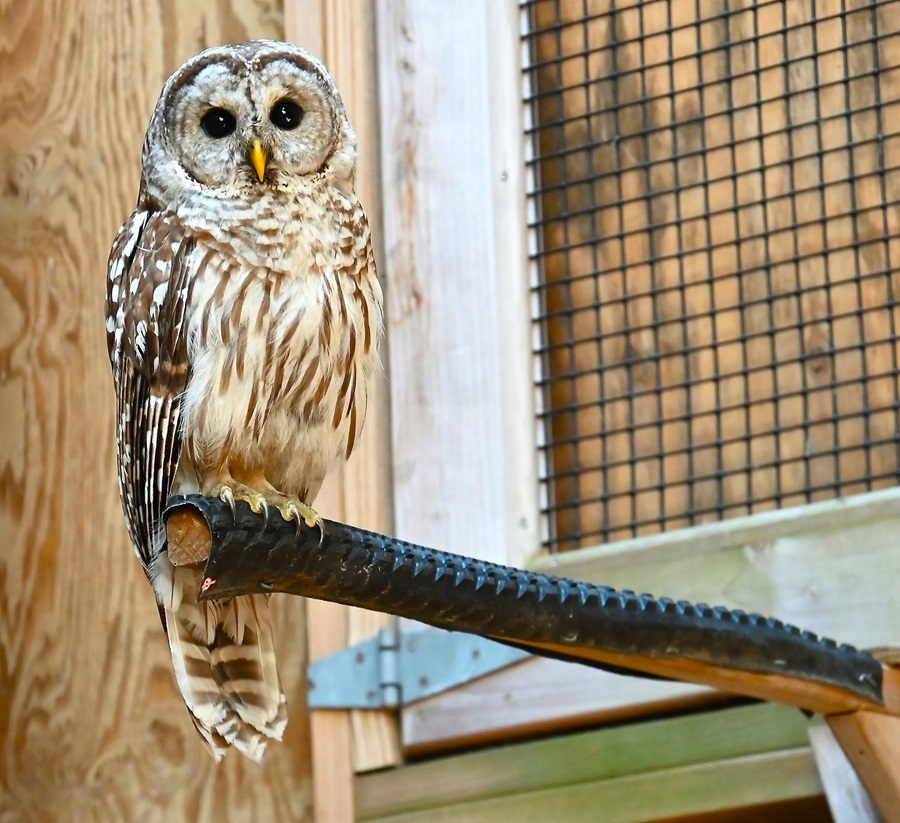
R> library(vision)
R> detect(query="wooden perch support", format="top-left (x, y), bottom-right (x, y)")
top-left (165, 494), bottom-right (900, 720)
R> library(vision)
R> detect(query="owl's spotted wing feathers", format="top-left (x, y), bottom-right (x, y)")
top-left (106, 209), bottom-right (192, 567)
top-left (107, 209), bottom-right (288, 763)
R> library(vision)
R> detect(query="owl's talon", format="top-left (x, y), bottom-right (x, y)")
top-left (218, 486), bottom-right (237, 519)
top-left (279, 500), bottom-right (325, 545)
top-left (240, 491), bottom-right (270, 529)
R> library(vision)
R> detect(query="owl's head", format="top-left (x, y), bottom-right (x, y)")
top-left (141, 40), bottom-right (357, 203)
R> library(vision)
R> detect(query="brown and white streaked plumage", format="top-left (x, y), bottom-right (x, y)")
top-left (105, 40), bottom-right (383, 762)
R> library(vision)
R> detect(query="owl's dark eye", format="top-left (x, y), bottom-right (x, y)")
top-left (270, 99), bottom-right (303, 131)
top-left (201, 108), bottom-right (237, 139)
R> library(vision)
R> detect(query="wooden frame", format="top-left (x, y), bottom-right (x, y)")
top-left (286, 2), bottom-right (399, 821)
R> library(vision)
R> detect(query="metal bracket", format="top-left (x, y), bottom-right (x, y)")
top-left (308, 628), bottom-right (531, 709)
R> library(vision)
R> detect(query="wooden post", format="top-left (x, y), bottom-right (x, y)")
top-left (827, 712), bottom-right (900, 823)
top-left (809, 724), bottom-right (880, 822)
top-left (286, 1), bottom-right (401, 821)
top-left (375, 0), bottom-right (539, 570)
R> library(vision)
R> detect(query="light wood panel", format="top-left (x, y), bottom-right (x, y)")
top-left (376, 0), bottom-right (537, 566)
top-left (0, 3), bottom-right (320, 822)
top-left (402, 658), bottom-right (716, 755)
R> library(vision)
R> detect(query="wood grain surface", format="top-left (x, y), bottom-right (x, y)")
top-left (0, 3), bottom-right (319, 821)
top-left (531, 0), bottom-right (900, 550)
top-left (376, 0), bottom-right (517, 565)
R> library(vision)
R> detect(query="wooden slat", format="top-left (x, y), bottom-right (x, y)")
top-left (376, 0), bottom-right (536, 566)
top-left (307, 597), bottom-right (356, 823)
top-left (360, 751), bottom-right (823, 823)
top-left (408, 487), bottom-right (900, 751)
top-left (321, 0), bottom-right (402, 776)
top-left (828, 711), bottom-right (900, 823)
top-left (286, 1), bottom-right (401, 812)
top-left (358, 704), bottom-right (823, 822)
top-left (403, 658), bottom-right (716, 755)
top-left (484, 0), bottom-right (541, 569)
top-left (0, 3), bottom-right (320, 822)
top-left (808, 724), bottom-right (879, 823)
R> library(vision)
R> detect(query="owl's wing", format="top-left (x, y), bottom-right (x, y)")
top-left (106, 209), bottom-right (194, 571)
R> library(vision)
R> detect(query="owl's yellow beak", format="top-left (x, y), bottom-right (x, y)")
top-left (249, 140), bottom-right (267, 182)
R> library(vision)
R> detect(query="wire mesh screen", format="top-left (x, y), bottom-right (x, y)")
top-left (524, 0), bottom-right (900, 553)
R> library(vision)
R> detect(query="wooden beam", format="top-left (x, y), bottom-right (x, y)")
top-left (359, 749), bottom-right (825, 823)
top-left (485, 0), bottom-right (541, 570)
top-left (376, 0), bottom-right (537, 568)
top-left (306, 598), bottom-right (356, 823)
top-left (285, 1), bottom-right (400, 817)
top-left (808, 724), bottom-right (880, 823)
top-left (827, 711), bottom-right (900, 823)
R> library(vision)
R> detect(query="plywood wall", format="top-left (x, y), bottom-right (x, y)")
top-left (0, 3), bottom-right (319, 821)
top-left (529, 0), bottom-right (900, 550)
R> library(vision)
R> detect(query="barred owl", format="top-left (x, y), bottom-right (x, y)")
top-left (105, 40), bottom-right (383, 762)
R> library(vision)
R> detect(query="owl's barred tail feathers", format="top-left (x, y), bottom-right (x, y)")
top-left (153, 559), bottom-right (287, 762)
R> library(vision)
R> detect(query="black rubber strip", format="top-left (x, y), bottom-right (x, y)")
top-left (164, 495), bottom-right (884, 706)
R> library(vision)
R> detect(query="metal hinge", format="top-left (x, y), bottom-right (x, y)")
top-left (307, 628), bottom-right (531, 709)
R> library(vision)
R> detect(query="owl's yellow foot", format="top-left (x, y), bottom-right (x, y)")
top-left (278, 498), bottom-right (325, 545)
top-left (209, 482), bottom-right (324, 544)
top-left (212, 484), bottom-right (270, 525)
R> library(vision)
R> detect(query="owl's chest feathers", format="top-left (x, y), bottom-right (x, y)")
top-left (179, 238), bottom-right (379, 483)
top-left (178, 179), bottom-right (352, 273)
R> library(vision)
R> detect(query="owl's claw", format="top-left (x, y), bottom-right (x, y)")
top-left (213, 484), bottom-right (270, 528)
top-left (258, 496), bottom-right (269, 529)
top-left (279, 500), bottom-right (325, 546)
top-left (211, 482), bottom-right (322, 543)
top-left (218, 485), bottom-right (237, 519)
top-left (238, 491), bottom-right (269, 529)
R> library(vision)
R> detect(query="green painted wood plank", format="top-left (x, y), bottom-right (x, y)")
top-left (356, 704), bottom-right (812, 820)
top-left (358, 748), bottom-right (822, 823)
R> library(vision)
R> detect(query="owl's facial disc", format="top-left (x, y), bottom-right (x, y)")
top-left (152, 46), bottom-right (354, 198)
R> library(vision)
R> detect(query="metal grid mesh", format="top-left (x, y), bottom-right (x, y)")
top-left (523, 0), bottom-right (900, 553)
